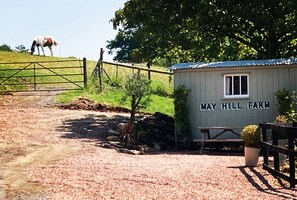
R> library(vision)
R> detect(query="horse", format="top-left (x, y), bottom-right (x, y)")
top-left (30, 36), bottom-right (58, 56)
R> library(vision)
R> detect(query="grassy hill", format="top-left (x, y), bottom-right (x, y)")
top-left (0, 51), bottom-right (174, 116)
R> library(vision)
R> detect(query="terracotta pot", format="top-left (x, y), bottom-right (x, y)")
top-left (244, 146), bottom-right (260, 167)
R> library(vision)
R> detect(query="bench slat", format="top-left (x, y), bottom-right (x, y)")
top-left (193, 139), bottom-right (243, 143)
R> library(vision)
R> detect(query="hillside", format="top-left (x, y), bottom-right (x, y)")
top-left (0, 51), bottom-right (174, 116)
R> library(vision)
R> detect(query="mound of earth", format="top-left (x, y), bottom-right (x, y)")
top-left (55, 97), bottom-right (131, 113)
top-left (137, 112), bottom-right (175, 149)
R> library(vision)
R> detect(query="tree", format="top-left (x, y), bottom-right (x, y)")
top-left (199, 0), bottom-right (297, 59)
top-left (15, 45), bottom-right (29, 53)
top-left (108, 0), bottom-right (297, 63)
top-left (120, 73), bottom-right (151, 145)
top-left (106, 29), bottom-right (142, 62)
top-left (123, 73), bottom-right (151, 125)
top-left (0, 44), bottom-right (12, 52)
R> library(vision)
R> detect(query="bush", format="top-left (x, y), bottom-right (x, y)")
top-left (174, 85), bottom-right (191, 135)
top-left (274, 115), bottom-right (288, 124)
top-left (241, 125), bottom-right (261, 147)
top-left (275, 89), bottom-right (297, 122)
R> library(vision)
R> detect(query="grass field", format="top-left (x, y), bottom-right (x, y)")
top-left (0, 51), bottom-right (174, 116)
top-left (0, 52), bottom-right (89, 91)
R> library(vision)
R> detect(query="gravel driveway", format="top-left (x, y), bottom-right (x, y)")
top-left (0, 92), bottom-right (296, 199)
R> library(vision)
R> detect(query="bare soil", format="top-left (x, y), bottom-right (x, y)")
top-left (0, 92), bottom-right (297, 199)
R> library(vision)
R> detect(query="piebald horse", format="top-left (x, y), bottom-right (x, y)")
top-left (30, 36), bottom-right (58, 56)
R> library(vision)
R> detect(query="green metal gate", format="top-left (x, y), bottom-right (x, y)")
top-left (0, 58), bottom-right (87, 93)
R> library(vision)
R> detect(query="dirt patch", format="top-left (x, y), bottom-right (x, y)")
top-left (0, 103), bottom-right (130, 198)
top-left (2, 144), bottom-right (79, 197)
top-left (0, 92), bottom-right (129, 198)
top-left (0, 91), bottom-right (60, 108)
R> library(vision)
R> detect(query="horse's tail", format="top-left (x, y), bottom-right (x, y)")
top-left (53, 41), bottom-right (58, 46)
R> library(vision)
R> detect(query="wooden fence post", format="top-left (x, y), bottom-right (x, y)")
top-left (116, 64), bottom-right (119, 81)
top-left (98, 48), bottom-right (104, 92)
top-left (147, 61), bottom-right (151, 80)
top-left (83, 58), bottom-right (87, 87)
top-left (33, 62), bottom-right (37, 91)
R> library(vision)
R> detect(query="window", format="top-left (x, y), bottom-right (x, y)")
top-left (224, 74), bottom-right (249, 98)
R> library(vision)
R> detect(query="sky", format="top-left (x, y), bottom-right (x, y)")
top-left (0, 0), bottom-right (127, 61)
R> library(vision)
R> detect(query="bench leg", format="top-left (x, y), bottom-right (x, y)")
top-left (199, 134), bottom-right (205, 154)
top-left (199, 130), bottom-right (210, 153)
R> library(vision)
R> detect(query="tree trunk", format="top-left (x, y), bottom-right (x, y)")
top-left (130, 94), bottom-right (136, 135)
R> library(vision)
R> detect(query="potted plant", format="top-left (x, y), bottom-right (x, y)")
top-left (241, 125), bottom-right (262, 167)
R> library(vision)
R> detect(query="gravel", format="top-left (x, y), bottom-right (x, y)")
top-left (1, 93), bottom-right (297, 199)
top-left (29, 147), bottom-right (297, 200)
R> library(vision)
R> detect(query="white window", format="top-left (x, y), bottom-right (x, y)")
top-left (224, 74), bottom-right (249, 98)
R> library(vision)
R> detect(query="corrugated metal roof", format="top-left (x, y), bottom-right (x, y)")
top-left (170, 58), bottom-right (297, 71)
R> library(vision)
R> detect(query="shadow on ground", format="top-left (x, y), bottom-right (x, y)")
top-left (56, 114), bottom-right (129, 142)
top-left (55, 112), bottom-right (247, 156)
top-left (228, 165), bottom-right (297, 199)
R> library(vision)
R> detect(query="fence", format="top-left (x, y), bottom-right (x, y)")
top-left (0, 58), bottom-right (87, 93)
top-left (102, 61), bottom-right (173, 80)
top-left (91, 59), bottom-right (173, 93)
top-left (260, 122), bottom-right (297, 188)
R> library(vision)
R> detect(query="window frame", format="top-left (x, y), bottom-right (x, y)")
top-left (223, 74), bottom-right (249, 99)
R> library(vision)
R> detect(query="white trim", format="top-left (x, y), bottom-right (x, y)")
top-left (223, 74), bottom-right (249, 99)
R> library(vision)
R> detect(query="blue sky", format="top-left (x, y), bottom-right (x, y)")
top-left (0, 0), bottom-right (126, 61)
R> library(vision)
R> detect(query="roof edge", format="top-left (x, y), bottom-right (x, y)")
top-left (170, 58), bottom-right (297, 70)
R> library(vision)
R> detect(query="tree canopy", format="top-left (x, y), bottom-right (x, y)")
top-left (107, 0), bottom-right (297, 63)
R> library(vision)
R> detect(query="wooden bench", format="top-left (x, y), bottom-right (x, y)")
top-left (193, 127), bottom-right (243, 153)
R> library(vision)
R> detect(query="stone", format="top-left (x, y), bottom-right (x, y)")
top-left (117, 122), bottom-right (129, 131)
top-left (107, 128), bottom-right (120, 136)
top-left (137, 145), bottom-right (152, 154)
top-left (153, 142), bottom-right (161, 151)
top-left (105, 135), bottom-right (120, 142)
top-left (118, 148), bottom-right (129, 154)
top-left (127, 150), bottom-right (141, 155)
top-left (100, 143), bottom-right (112, 148)
top-left (108, 141), bottom-right (124, 148)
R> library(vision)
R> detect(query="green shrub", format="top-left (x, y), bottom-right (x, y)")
top-left (275, 89), bottom-right (297, 122)
top-left (241, 125), bottom-right (261, 147)
top-left (174, 85), bottom-right (191, 135)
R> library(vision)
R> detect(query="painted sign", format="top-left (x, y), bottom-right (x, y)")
top-left (200, 101), bottom-right (270, 111)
